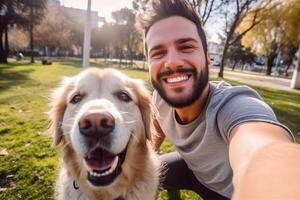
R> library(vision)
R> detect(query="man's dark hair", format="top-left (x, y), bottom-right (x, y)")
top-left (136, 0), bottom-right (208, 56)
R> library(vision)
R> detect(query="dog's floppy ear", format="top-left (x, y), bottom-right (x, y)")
top-left (131, 80), bottom-right (153, 140)
top-left (48, 77), bottom-right (74, 146)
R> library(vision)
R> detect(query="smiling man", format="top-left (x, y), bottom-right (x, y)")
top-left (136, 0), bottom-right (300, 199)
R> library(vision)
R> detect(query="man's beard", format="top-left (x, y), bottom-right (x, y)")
top-left (152, 66), bottom-right (209, 108)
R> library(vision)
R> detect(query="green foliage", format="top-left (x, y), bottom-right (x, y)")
top-left (0, 60), bottom-right (299, 200)
top-left (239, 0), bottom-right (300, 73)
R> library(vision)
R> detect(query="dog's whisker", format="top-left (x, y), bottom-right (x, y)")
top-left (130, 131), bottom-right (141, 142)
top-left (120, 111), bottom-right (135, 115)
top-left (124, 120), bottom-right (137, 124)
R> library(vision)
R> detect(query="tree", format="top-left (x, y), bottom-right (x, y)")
top-left (8, 27), bottom-right (29, 53)
top-left (189, 0), bottom-right (224, 25)
top-left (35, 6), bottom-right (72, 56)
top-left (238, 0), bottom-right (300, 75)
top-left (218, 0), bottom-right (271, 78)
top-left (14, 0), bottom-right (47, 63)
top-left (226, 36), bottom-right (256, 71)
top-left (112, 8), bottom-right (143, 67)
top-left (0, 0), bottom-right (47, 63)
top-left (132, 0), bottom-right (149, 12)
top-left (91, 24), bottom-right (113, 59)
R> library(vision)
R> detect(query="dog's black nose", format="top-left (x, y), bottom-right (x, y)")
top-left (79, 112), bottom-right (115, 137)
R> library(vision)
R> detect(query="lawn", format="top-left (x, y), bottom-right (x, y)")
top-left (0, 59), bottom-right (299, 200)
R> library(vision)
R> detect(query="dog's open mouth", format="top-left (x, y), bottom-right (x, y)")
top-left (84, 147), bottom-right (127, 186)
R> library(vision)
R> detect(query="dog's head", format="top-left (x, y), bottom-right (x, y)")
top-left (49, 68), bottom-right (152, 188)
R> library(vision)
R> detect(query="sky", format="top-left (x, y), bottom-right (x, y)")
top-left (59, 0), bottom-right (133, 21)
top-left (59, 0), bottom-right (221, 43)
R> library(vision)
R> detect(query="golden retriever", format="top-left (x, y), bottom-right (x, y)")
top-left (48, 68), bottom-right (160, 200)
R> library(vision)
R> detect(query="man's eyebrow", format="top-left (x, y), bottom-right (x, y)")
top-left (149, 44), bottom-right (164, 53)
top-left (176, 38), bottom-right (198, 44)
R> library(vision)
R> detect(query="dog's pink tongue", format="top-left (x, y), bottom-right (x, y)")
top-left (85, 157), bottom-right (115, 171)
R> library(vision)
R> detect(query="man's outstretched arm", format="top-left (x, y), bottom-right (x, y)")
top-left (229, 122), bottom-right (300, 199)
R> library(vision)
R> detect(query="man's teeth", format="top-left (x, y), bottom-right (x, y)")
top-left (166, 75), bottom-right (188, 83)
top-left (89, 157), bottom-right (119, 177)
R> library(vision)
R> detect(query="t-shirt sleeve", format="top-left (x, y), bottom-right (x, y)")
top-left (217, 95), bottom-right (294, 142)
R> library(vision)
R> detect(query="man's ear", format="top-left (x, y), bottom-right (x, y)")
top-left (131, 80), bottom-right (153, 141)
top-left (207, 52), bottom-right (211, 66)
top-left (48, 77), bottom-right (74, 146)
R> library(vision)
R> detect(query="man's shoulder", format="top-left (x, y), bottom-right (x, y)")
top-left (209, 81), bottom-right (262, 103)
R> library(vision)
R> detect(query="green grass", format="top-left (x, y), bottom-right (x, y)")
top-left (0, 59), bottom-right (299, 200)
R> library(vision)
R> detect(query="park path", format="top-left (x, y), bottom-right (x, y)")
top-left (210, 67), bottom-right (300, 94)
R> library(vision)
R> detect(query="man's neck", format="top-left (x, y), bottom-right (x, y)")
top-left (175, 84), bottom-right (210, 124)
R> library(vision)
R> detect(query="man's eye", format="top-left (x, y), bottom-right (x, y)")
top-left (150, 51), bottom-right (165, 59)
top-left (70, 94), bottom-right (82, 104)
top-left (179, 45), bottom-right (194, 52)
top-left (115, 91), bottom-right (132, 102)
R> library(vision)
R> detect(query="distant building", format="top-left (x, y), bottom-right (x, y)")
top-left (46, 0), bottom-right (105, 56)
top-left (208, 41), bottom-right (222, 66)
top-left (49, 0), bottom-right (104, 28)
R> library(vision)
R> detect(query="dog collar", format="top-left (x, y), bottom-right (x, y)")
top-left (73, 180), bottom-right (124, 200)
top-left (73, 180), bottom-right (79, 190)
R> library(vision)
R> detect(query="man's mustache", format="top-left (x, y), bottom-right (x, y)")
top-left (157, 67), bottom-right (197, 80)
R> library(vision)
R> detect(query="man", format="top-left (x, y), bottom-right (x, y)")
top-left (136, 0), bottom-right (300, 199)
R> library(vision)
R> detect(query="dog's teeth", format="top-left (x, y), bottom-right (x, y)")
top-left (111, 157), bottom-right (119, 171)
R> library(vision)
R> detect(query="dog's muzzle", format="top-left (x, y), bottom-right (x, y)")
top-left (79, 111), bottom-right (128, 186)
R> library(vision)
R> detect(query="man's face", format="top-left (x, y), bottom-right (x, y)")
top-left (146, 16), bottom-right (208, 108)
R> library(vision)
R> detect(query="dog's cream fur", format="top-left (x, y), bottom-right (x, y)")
top-left (49, 68), bottom-right (160, 200)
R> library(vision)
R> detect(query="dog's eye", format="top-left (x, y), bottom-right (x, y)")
top-left (70, 94), bottom-right (82, 104)
top-left (115, 91), bottom-right (132, 102)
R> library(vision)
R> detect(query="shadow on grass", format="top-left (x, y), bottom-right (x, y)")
top-left (0, 65), bottom-right (35, 94)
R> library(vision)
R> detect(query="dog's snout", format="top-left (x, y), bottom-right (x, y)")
top-left (79, 112), bottom-right (115, 137)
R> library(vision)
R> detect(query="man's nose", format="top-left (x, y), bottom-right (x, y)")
top-left (164, 49), bottom-right (184, 69)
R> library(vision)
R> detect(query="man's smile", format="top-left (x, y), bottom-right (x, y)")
top-left (163, 74), bottom-right (191, 83)
top-left (161, 73), bottom-right (193, 88)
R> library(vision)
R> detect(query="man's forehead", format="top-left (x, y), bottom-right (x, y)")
top-left (145, 16), bottom-right (201, 50)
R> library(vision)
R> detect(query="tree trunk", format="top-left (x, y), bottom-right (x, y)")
top-left (284, 64), bottom-right (291, 77)
top-left (241, 64), bottom-right (245, 71)
top-left (4, 24), bottom-right (9, 58)
top-left (232, 60), bottom-right (238, 71)
top-left (0, 28), bottom-right (7, 63)
top-left (30, 23), bottom-right (35, 63)
top-left (118, 50), bottom-right (122, 67)
top-left (43, 46), bottom-right (48, 56)
top-left (266, 54), bottom-right (276, 76)
top-left (129, 50), bottom-right (134, 69)
top-left (219, 41), bottom-right (229, 78)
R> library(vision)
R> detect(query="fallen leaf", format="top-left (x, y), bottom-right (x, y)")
top-left (0, 149), bottom-right (8, 156)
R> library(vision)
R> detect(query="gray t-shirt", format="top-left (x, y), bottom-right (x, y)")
top-left (153, 81), bottom-right (294, 198)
